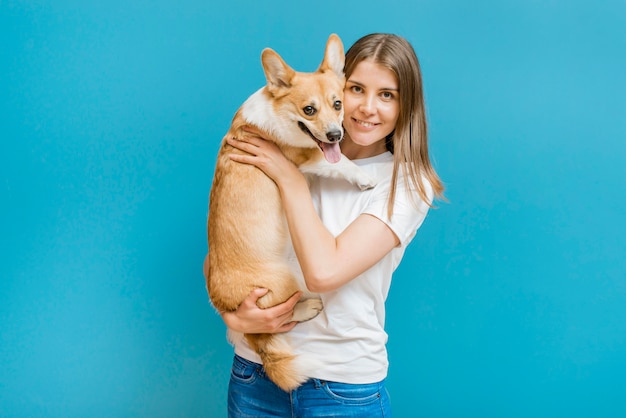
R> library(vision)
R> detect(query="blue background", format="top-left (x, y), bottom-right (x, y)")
top-left (2, 0), bottom-right (625, 416)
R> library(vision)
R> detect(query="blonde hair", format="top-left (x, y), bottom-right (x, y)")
top-left (344, 33), bottom-right (445, 218)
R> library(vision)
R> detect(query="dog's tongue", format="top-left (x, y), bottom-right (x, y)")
top-left (321, 142), bottom-right (342, 164)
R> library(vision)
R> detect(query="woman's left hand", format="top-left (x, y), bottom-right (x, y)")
top-left (227, 128), bottom-right (302, 186)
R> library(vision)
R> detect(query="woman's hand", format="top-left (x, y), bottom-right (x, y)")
top-left (204, 253), bottom-right (300, 334)
top-left (221, 288), bottom-right (302, 334)
top-left (227, 127), bottom-right (302, 188)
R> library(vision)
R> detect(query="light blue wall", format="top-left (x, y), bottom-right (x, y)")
top-left (2, 1), bottom-right (624, 416)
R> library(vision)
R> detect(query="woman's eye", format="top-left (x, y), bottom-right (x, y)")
top-left (381, 91), bottom-right (393, 100)
top-left (333, 100), bottom-right (342, 111)
top-left (303, 106), bottom-right (316, 116)
top-left (349, 85), bottom-right (362, 93)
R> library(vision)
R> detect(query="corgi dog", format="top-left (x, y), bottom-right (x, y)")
top-left (206, 34), bottom-right (375, 391)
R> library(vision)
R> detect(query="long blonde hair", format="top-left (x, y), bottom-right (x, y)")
top-left (344, 33), bottom-right (445, 218)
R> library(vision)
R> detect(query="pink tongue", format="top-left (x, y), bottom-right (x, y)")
top-left (321, 142), bottom-right (342, 164)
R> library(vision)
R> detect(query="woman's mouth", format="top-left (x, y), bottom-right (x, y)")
top-left (352, 117), bottom-right (378, 128)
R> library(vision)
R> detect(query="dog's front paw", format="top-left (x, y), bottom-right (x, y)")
top-left (292, 298), bottom-right (324, 322)
top-left (357, 175), bottom-right (377, 191)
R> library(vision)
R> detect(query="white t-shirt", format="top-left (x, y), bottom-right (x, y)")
top-left (232, 151), bottom-right (433, 384)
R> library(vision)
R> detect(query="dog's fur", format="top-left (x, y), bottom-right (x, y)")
top-left (206, 34), bottom-right (375, 391)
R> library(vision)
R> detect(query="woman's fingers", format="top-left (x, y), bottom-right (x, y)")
top-left (241, 125), bottom-right (268, 140)
top-left (243, 287), bottom-right (270, 305)
top-left (227, 137), bottom-right (256, 152)
top-left (248, 289), bottom-right (302, 332)
top-left (222, 288), bottom-right (300, 334)
top-left (277, 321), bottom-right (298, 333)
top-left (267, 291), bottom-right (302, 316)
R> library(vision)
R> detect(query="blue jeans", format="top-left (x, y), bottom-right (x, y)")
top-left (228, 355), bottom-right (392, 417)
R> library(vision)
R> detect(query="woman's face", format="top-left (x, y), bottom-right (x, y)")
top-left (342, 59), bottom-right (400, 153)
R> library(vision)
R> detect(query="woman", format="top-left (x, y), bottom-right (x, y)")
top-left (209, 33), bottom-right (445, 417)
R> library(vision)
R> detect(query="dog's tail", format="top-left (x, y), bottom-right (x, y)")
top-left (245, 333), bottom-right (318, 392)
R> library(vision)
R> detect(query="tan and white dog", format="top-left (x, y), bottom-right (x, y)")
top-left (206, 34), bottom-right (375, 391)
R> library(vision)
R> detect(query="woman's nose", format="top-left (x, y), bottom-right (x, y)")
top-left (358, 95), bottom-right (376, 115)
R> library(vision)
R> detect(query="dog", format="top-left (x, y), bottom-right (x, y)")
top-left (206, 34), bottom-right (375, 391)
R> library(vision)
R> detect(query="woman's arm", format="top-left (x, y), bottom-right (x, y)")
top-left (227, 136), bottom-right (400, 293)
top-left (203, 254), bottom-right (300, 333)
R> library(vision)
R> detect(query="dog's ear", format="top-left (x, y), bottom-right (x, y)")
top-left (318, 33), bottom-right (345, 79)
top-left (261, 49), bottom-right (295, 94)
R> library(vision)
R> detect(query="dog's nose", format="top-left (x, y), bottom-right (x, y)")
top-left (326, 130), bottom-right (342, 143)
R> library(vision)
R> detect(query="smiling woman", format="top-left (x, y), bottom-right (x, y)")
top-left (214, 32), bottom-right (444, 417)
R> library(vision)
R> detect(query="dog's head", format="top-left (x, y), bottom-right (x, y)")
top-left (261, 34), bottom-right (345, 163)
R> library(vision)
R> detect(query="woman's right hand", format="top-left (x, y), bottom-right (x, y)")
top-left (226, 128), bottom-right (304, 190)
top-left (220, 288), bottom-right (302, 334)
top-left (204, 253), bottom-right (300, 334)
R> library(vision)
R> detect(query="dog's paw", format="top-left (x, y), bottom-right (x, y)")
top-left (357, 175), bottom-right (377, 191)
top-left (292, 298), bottom-right (324, 322)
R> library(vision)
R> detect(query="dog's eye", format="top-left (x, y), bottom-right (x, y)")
top-left (333, 100), bottom-right (342, 111)
top-left (303, 106), bottom-right (316, 116)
